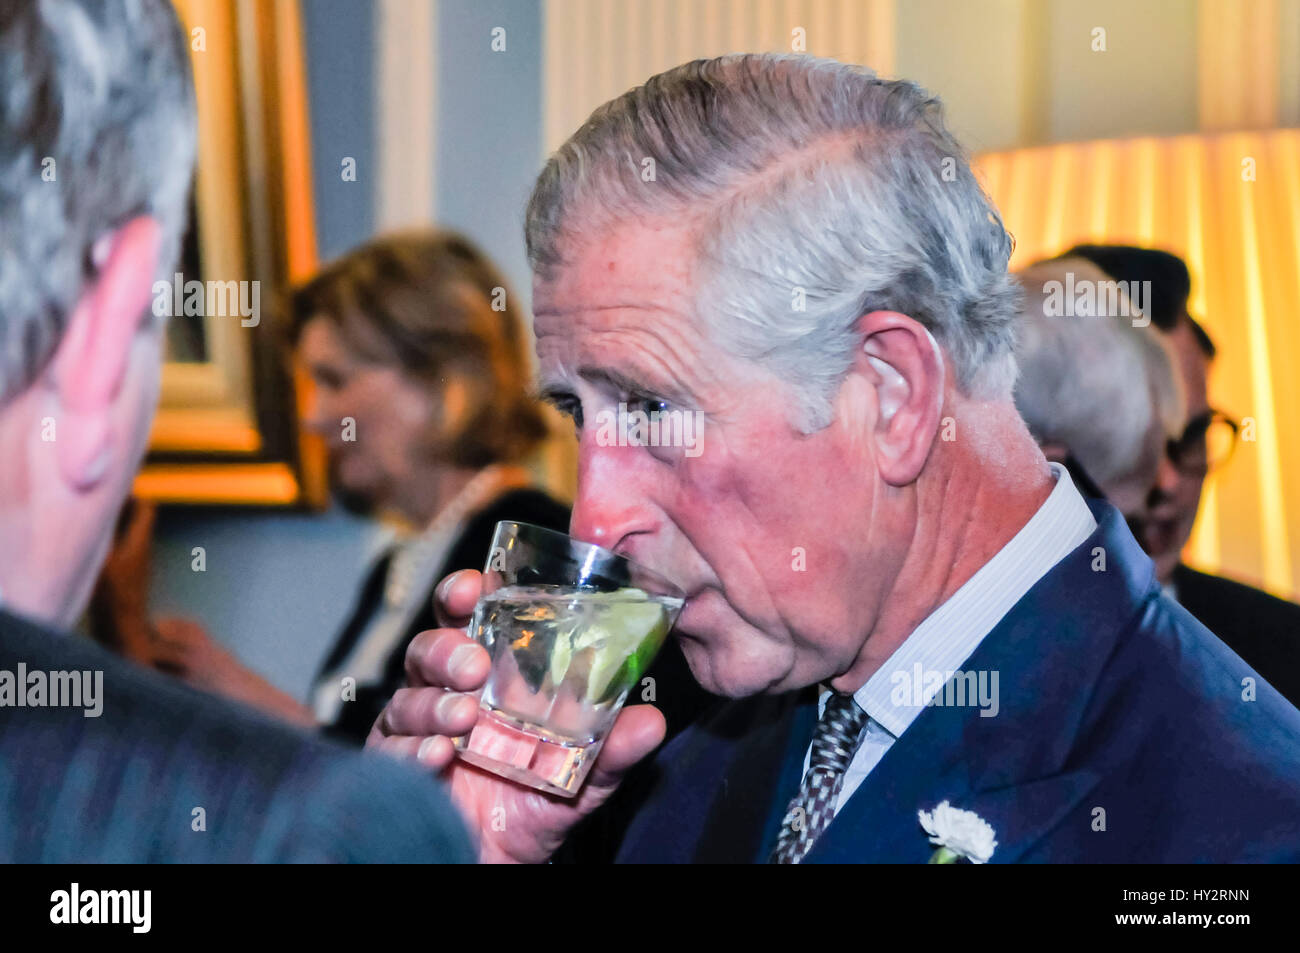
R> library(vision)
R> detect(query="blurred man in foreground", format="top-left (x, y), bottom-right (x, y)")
top-left (1065, 245), bottom-right (1300, 705)
top-left (0, 0), bottom-right (470, 862)
top-left (373, 53), bottom-right (1300, 863)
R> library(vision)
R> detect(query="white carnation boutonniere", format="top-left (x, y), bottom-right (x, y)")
top-left (918, 800), bottom-right (997, 864)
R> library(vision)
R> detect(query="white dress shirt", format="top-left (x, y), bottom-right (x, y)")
top-left (802, 462), bottom-right (1098, 814)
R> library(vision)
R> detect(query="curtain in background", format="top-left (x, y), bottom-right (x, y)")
top-left (976, 129), bottom-right (1300, 599)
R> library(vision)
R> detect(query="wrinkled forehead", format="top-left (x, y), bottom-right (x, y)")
top-left (532, 221), bottom-right (703, 358)
top-left (533, 218), bottom-right (698, 313)
top-left (529, 219), bottom-right (772, 410)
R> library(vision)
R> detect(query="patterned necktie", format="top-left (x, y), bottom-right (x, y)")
top-left (769, 691), bottom-right (871, 864)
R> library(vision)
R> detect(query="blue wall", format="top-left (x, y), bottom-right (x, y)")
top-left (303, 0), bottom-right (377, 261)
top-left (435, 0), bottom-right (543, 311)
top-left (148, 506), bottom-right (383, 701)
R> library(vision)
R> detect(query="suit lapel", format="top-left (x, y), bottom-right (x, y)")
top-left (802, 500), bottom-right (1154, 864)
top-left (750, 690), bottom-right (819, 862)
top-left (691, 688), bottom-right (818, 863)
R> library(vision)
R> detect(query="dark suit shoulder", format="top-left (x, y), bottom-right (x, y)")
top-left (1175, 563), bottom-right (1300, 625)
top-left (0, 609), bottom-right (472, 862)
top-left (1067, 593), bottom-right (1300, 859)
top-left (1172, 563), bottom-right (1300, 707)
top-left (1102, 593), bottom-right (1300, 755)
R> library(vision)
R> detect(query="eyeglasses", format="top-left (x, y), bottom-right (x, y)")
top-left (1166, 409), bottom-right (1239, 475)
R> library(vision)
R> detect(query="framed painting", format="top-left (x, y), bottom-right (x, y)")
top-left (132, 0), bottom-right (327, 507)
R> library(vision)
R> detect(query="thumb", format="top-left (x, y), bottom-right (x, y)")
top-left (581, 704), bottom-right (666, 793)
top-left (434, 569), bottom-right (483, 627)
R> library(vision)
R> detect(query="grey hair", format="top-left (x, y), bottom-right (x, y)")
top-left (525, 53), bottom-right (1021, 431)
top-left (0, 0), bottom-right (196, 404)
top-left (1013, 258), bottom-right (1185, 487)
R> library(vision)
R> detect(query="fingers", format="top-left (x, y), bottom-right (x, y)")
top-left (123, 497), bottom-right (157, 550)
top-left (404, 627), bottom-right (490, 690)
top-left (369, 731), bottom-right (458, 771)
top-left (152, 616), bottom-right (209, 650)
top-left (145, 632), bottom-right (189, 674)
top-left (147, 617), bottom-right (214, 674)
top-left (369, 606), bottom-right (492, 770)
top-left (433, 569), bottom-right (483, 628)
top-left (377, 684), bottom-right (481, 739)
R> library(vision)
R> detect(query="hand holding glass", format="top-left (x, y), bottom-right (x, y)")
top-left (452, 522), bottom-right (684, 797)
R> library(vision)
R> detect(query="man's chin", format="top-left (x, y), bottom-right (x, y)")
top-left (677, 633), bottom-right (792, 698)
top-left (674, 591), bottom-right (799, 695)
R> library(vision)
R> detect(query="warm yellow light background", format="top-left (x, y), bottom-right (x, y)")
top-left (975, 129), bottom-right (1300, 599)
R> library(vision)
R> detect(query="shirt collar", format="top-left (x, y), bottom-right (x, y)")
top-left (851, 462), bottom-right (1098, 738)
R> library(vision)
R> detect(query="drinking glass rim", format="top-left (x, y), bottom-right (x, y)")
top-left (494, 520), bottom-right (685, 599)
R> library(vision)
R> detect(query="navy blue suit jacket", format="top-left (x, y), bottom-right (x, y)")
top-left (615, 500), bottom-right (1300, 862)
top-left (0, 608), bottom-right (473, 863)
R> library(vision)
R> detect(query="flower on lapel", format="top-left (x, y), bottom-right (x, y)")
top-left (918, 800), bottom-right (997, 864)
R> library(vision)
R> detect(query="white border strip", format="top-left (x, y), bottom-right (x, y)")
top-left (376, 0), bottom-right (437, 230)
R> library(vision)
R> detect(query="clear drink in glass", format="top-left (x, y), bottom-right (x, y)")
top-left (453, 522), bottom-right (684, 797)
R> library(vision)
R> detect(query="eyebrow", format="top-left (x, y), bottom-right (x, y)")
top-left (536, 364), bottom-right (697, 407)
top-left (579, 365), bottom-right (697, 405)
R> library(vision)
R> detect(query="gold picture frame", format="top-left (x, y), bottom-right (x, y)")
top-left (133, 0), bottom-right (326, 507)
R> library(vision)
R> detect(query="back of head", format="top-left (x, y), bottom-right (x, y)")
top-left (1064, 243), bottom-right (1216, 358)
top-left (1014, 257), bottom-right (1184, 493)
top-left (0, 0), bottom-right (196, 404)
top-left (284, 229), bottom-right (547, 468)
top-left (526, 53), bottom-right (1021, 432)
top-left (0, 0), bottom-right (195, 626)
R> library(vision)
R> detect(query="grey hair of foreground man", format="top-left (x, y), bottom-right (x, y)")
top-left (0, 0), bottom-right (196, 626)
top-left (1013, 257), bottom-right (1184, 502)
top-left (525, 53), bottom-right (1022, 430)
top-left (0, 0), bottom-right (196, 402)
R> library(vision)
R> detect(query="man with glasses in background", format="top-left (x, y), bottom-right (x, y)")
top-left (1067, 245), bottom-right (1300, 706)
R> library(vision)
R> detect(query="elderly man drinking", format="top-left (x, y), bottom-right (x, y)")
top-left (371, 53), bottom-right (1300, 863)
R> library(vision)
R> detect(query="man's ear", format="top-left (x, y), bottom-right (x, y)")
top-left (856, 310), bottom-right (946, 486)
top-left (51, 216), bottom-right (163, 491)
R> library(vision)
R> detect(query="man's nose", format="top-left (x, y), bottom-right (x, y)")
top-left (569, 442), bottom-right (657, 554)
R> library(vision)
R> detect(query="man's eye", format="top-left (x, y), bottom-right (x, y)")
top-left (629, 395), bottom-right (670, 416)
top-left (551, 396), bottom-right (584, 430)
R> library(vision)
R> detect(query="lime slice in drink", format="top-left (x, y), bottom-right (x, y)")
top-left (549, 619), bottom-right (577, 687)
top-left (579, 594), bottom-right (673, 702)
top-left (546, 589), bottom-right (674, 700)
